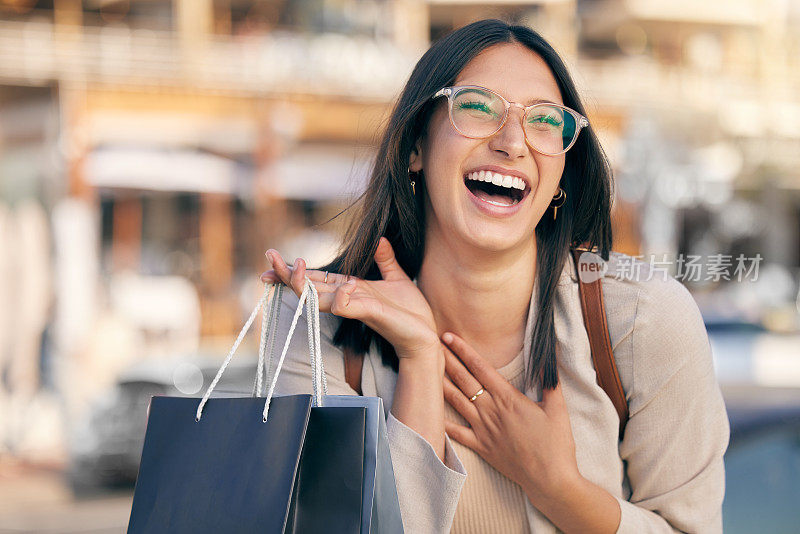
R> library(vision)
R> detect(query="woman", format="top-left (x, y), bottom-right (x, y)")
top-left (261, 19), bottom-right (729, 534)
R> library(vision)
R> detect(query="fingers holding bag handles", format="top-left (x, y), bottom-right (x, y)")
top-left (262, 252), bottom-right (352, 312)
top-left (262, 242), bottom-right (441, 362)
top-left (195, 277), bottom-right (327, 424)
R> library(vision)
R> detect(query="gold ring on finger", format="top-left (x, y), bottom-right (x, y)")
top-left (468, 388), bottom-right (485, 402)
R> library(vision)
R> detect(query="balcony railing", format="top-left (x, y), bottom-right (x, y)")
top-left (0, 19), bottom-right (417, 100)
top-left (1, 18), bottom-right (798, 140)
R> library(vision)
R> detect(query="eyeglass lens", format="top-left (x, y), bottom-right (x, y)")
top-left (450, 87), bottom-right (578, 155)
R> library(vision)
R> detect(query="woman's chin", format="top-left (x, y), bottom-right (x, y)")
top-left (426, 206), bottom-right (536, 254)
top-left (458, 223), bottom-right (534, 254)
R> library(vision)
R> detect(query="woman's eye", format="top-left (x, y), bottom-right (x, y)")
top-left (458, 101), bottom-right (496, 116)
top-left (528, 114), bottom-right (563, 128)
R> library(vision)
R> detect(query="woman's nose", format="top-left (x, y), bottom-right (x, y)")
top-left (488, 107), bottom-right (528, 159)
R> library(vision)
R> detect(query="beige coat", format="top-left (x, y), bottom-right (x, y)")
top-left (272, 251), bottom-right (730, 533)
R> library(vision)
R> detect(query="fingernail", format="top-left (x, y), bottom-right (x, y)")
top-left (442, 332), bottom-right (453, 343)
top-left (346, 278), bottom-right (356, 285)
top-left (293, 258), bottom-right (300, 269)
top-left (265, 251), bottom-right (273, 266)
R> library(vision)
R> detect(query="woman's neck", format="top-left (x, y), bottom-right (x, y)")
top-left (417, 235), bottom-right (537, 368)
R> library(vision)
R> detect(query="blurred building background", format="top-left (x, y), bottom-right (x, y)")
top-left (0, 0), bottom-right (799, 532)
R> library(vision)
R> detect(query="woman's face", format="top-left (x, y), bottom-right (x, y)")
top-left (412, 42), bottom-right (566, 254)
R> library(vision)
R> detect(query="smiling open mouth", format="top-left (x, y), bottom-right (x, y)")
top-left (464, 170), bottom-right (529, 207)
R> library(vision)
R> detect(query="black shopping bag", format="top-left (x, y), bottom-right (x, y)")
top-left (324, 395), bottom-right (404, 533)
top-left (127, 280), bottom-right (403, 533)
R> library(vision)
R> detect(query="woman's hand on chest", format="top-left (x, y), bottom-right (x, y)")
top-left (441, 332), bottom-right (581, 504)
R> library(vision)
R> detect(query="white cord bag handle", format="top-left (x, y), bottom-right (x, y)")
top-left (195, 277), bottom-right (327, 422)
top-left (252, 283), bottom-right (284, 399)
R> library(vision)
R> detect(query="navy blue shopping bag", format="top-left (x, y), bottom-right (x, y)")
top-left (127, 280), bottom-right (403, 533)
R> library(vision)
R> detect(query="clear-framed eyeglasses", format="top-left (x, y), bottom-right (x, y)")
top-left (432, 85), bottom-right (589, 156)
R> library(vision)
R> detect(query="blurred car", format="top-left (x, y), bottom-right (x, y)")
top-left (707, 315), bottom-right (800, 533)
top-left (722, 391), bottom-right (800, 534)
top-left (67, 355), bottom-right (260, 494)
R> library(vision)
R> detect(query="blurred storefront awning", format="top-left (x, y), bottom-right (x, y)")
top-left (85, 147), bottom-right (236, 194)
top-left (86, 144), bottom-right (375, 201)
top-left (261, 144), bottom-right (374, 202)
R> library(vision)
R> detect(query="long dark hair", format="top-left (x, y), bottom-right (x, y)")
top-left (320, 19), bottom-right (613, 392)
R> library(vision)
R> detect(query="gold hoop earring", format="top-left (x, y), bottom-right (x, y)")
top-left (550, 187), bottom-right (566, 220)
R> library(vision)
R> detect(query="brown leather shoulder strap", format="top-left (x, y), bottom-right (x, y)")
top-left (571, 247), bottom-right (628, 439)
top-left (344, 346), bottom-right (364, 395)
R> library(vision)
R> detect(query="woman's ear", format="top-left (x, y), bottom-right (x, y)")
top-left (408, 139), bottom-right (423, 173)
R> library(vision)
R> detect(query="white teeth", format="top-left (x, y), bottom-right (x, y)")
top-left (465, 170), bottom-right (527, 191)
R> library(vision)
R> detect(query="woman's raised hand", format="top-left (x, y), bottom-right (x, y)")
top-left (260, 237), bottom-right (440, 361)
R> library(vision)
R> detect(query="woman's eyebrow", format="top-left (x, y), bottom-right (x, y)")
top-left (525, 97), bottom-right (559, 105)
